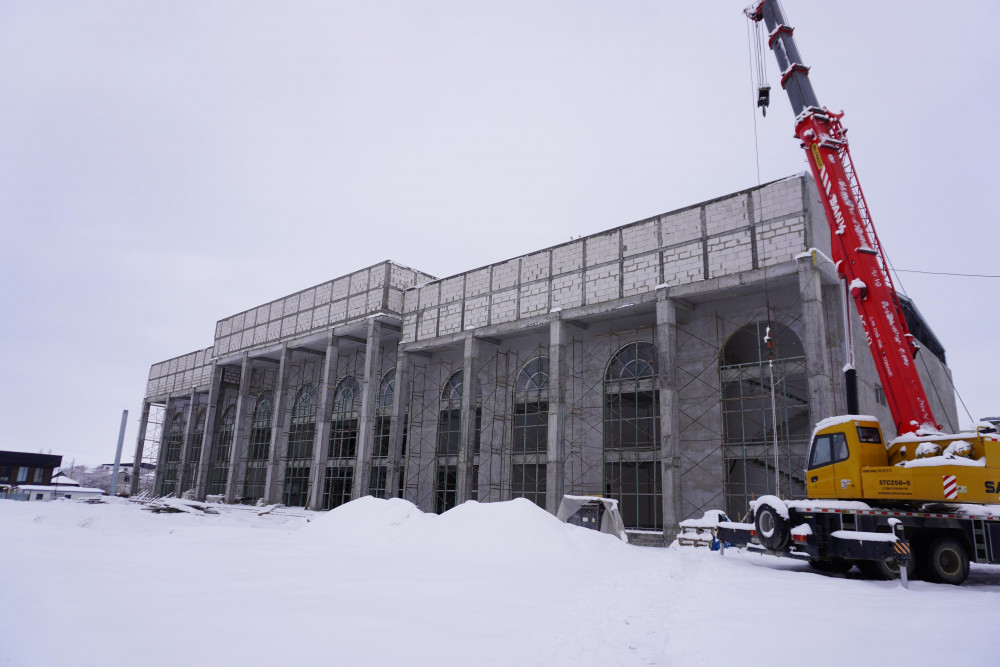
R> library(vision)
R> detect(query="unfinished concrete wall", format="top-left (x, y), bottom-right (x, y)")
top-left (213, 261), bottom-right (434, 358)
top-left (402, 176), bottom-right (812, 344)
top-left (145, 347), bottom-right (214, 400)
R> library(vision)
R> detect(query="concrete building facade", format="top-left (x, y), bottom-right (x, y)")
top-left (131, 174), bottom-right (958, 538)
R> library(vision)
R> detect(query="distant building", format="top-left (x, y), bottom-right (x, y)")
top-left (0, 451), bottom-right (62, 491)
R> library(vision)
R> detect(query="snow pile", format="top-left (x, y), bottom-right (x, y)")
top-left (1, 497), bottom-right (999, 667)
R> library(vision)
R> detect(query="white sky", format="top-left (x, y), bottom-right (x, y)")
top-left (1, 1), bottom-right (997, 466)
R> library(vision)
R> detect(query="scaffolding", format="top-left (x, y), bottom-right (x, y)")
top-left (136, 403), bottom-right (164, 496)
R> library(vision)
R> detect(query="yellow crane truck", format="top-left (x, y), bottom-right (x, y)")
top-left (714, 2), bottom-right (1000, 585)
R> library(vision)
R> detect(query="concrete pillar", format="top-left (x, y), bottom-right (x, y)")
top-left (177, 389), bottom-right (199, 494)
top-left (457, 333), bottom-right (480, 503)
top-left (353, 319), bottom-right (382, 499)
top-left (308, 333), bottom-right (340, 509)
top-left (546, 317), bottom-right (567, 515)
top-left (224, 355), bottom-right (253, 503)
top-left (154, 396), bottom-right (175, 496)
top-left (387, 350), bottom-right (412, 500)
top-left (129, 401), bottom-right (151, 496)
top-left (656, 291), bottom-right (682, 538)
top-left (195, 363), bottom-right (224, 500)
top-left (798, 255), bottom-right (834, 422)
top-left (264, 344), bottom-right (292, 504)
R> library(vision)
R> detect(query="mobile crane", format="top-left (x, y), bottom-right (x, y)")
top-left (713, 1), bottom-right (1000, 584)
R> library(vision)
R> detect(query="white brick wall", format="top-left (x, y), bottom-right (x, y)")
top-left (349, 269), bottom-right (370, 294)
top-left (521, 251), bottom-right (550, 282)
top-left (622, 253), bottom-right (660, 296)
top-left (331, 276), bottom-right (350, 301)
top-left (465, 268), bottom-right (491, 297)
top-left (586, 232), bottom-right (620, 267)
top-left (551, 273), bottom-right (582, 309)
top-left (756, 178), bottom-right (803, 222)
top-left (300, 288), bottom-right (316, 311)
top-left (622, 221), bottom-right (658, 257)
top-left (330, 299), bottom-right (347, 323)
top-left (663, 242), bottom-right (703, 285)
top-left (705, 194), bottom-right (748, 236)
top-left (552, 241), bottom-right (583, 275)
top-left (295, 311), bottom-right (311, 334)
top-left (313, 304), bottom-right (330, 329)
top-left (660, 208), bottom-right (702, 246)
top-left (403, 288), bottom-right (419, 314)
top-left (419, 283), bottom-right (440, 309)
top-left (316, 281), bottom-right (332, 305)
top-left (519, 282), bottom-right (548, 317)
top-left (492, 259), bottom-right (519, 291)
top-left (584, 264), bottom-right (620, 304)
top-left (758, 216), bottom-right (806, 267)
top-left (490, 288), bottom-right (518, 325)
top-left (418, 310), bottom-right (438, 340)
top-left (348, 293), bottom-right (368, 318)
top-left (708, 230), bottom-right (753, 278)
top-left (464, 296), bottom-right (489, 328)
top-left (440, 276), bottom-right (464, 304)
top-left (438, 303), bottom-right (462, 335)
top-left (402, 313), bottom-right (417, 343)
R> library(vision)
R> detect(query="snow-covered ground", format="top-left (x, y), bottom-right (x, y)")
top-left (2, 497), bottom-right (998, 667)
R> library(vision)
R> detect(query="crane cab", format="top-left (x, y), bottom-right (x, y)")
top-left (805, 417), bottom-right (888, 500)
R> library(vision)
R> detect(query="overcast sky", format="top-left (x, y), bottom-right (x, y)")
top-left (1, 1), bottom-right (997, 466)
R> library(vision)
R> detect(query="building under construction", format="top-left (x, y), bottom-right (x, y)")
top-left (131, 174), bottom-right (958, 537)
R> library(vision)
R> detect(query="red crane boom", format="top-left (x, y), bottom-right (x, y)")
top-left (747, 0), bottom-right (938, 436)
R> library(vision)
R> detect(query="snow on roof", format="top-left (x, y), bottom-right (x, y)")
top-left (51, 474), bottom-right (81, 486)
top-left (15, 485), bottom-right (105, 494)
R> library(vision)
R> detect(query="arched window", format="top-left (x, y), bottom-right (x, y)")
top-left (720, 321), bottom-right (809, 519)
top-left (242, 391), bottom-right (272, 504)
top-left (511, 357), bottom-right (549, 509)
top-left (160, 413), bottom-right (184, 495)
top-left (435, 370), bottom-right (482, 513)
top-left (283, 384), bottom-right (316, 507)
top-left (323, 377), bottom-right (361, 509)
top-left (208, 405), bottom-right (236, 496)
top-left (603, 342), bottom-right (661, 530)
top-left (184, 407), bottom-right (206, 494)
top-left (369, 368), bottom-right (395, 498)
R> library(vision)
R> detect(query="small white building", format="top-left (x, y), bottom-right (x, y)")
top-left (15, 474), bottom-right (105, 501)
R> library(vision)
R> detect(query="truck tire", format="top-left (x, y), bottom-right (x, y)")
top-left (856, 557), bottom-right (915, 581)
top-left (754, 501), bottom-right (790, 551)
top-left (924, 537), bottom-right (969, 585)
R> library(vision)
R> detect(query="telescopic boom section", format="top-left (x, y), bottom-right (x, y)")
top-left (747, 0), bottom-right (939, 435)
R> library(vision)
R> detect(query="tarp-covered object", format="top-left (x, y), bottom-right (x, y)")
top-left (556, 495), bottom-right (628, 542)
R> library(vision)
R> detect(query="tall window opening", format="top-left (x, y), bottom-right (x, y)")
top-left (183, 407), bottom-right (206, 494)
top-left (435, 370), bottom-right (481, 513)
top-left (323, 377), bottom-right (360, 509)
top-left (720, 321), bottom-right (809, 519)
top-left (512, 356), bottom-right (548, 509)
top-left (283, 384), bottom-right (316, 507)
top-left (369, 368), bottom-right (395, 499)
top-left (242, 391), bottom-right (272, 504)
top-left (208, 406), bottom-right (236, 496)
top-left (160, 413), bottom-right (184, 496)
top-left (603, 341), bottom-right (662, 530)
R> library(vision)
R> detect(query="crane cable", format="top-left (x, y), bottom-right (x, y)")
top-left (747, 16), bottom-right (781, 499)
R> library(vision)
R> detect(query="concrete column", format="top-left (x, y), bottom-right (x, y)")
top-left (264, 344), bottom-right (292, 504)
top-left (224, 355), bottom-right (253, 503)
top-left (656, 292), bottom-right (682, 538)
top-left (129, 401), bottom-right (151, 496)
top-left (457, 333), bottom-right (480, 503)
top-left (195, 363), bottom-right (224, 500)
top-left (308, 333), bottom-right (340, 509)
top-left (154, 396), bottom-right (174, 496)
top-left (798, 255), bottom-right (834, 422)
top-left (177, 389), bottom-right (199, 494)
top-left (353, 319), bottom-right (383, 499)
top-left (545, 317), bottom-right (568, 515)
top-left (387, 350), bottom-right (412, 499)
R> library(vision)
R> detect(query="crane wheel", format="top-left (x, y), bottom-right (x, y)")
top-left (754, 501), bottom-right (790, 551)
top-left (923, 537), bottom-right (969, 585)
